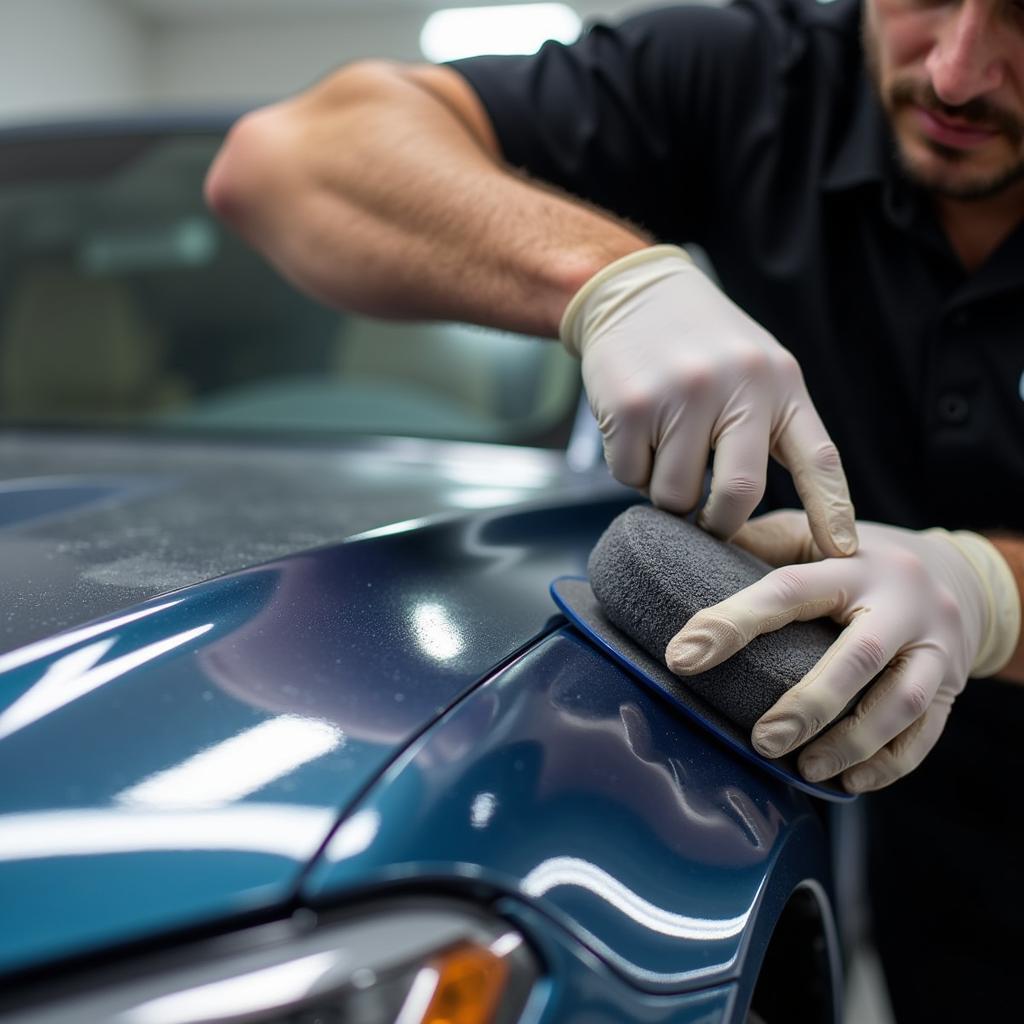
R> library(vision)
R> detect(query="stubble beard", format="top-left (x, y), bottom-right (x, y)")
top-left (861, 14), bottom-right (1024, 201)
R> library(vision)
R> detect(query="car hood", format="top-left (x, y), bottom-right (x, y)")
top-left (0, 429), bottom-right (626, 977)
top-left (0, 430), bottom-right (609, 652)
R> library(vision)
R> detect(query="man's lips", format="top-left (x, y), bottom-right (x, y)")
top-left (914, 104), bottom-right (1001, 148)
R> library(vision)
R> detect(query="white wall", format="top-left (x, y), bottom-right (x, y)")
top-left (147, 2), bottom-right (659, 109)
top-left (0, 1), bottom-right (662, 123)
top-left (0, 0), bottom-right (151, 123)
top-left (148, 9), bottom-right (427, 108)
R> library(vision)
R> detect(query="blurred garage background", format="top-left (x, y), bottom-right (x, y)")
top-left (0, 4), bottom-right (894, 1020)
top-left (1, 1), bottom-right (656, 126)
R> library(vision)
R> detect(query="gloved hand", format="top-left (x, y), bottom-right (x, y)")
top-left (560, 245), bottom-right (857, 557)
top-left (665, 510), bottom-right (1022, 792)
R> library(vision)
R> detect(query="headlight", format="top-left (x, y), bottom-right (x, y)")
top-left (4, 899), bottom-right (538, 1024)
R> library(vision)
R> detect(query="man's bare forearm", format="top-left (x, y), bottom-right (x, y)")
top-left (205, 60), bottom-right (648, 338)
top-left (988, 533), bottom-right (1024, 683)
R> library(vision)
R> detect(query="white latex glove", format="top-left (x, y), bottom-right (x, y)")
top-left (666, 510), bottom-right (1022, 792)
top-left (560, 245), bottom-right (858, 556)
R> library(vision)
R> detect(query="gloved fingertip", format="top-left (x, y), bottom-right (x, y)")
top-left (811, 513), bottom-right (857, 558)
top-left (798, 754), bottom-right (837, 783)
top-left (695, 508), bottom-right (729, 541)
top-left (832, 524), bottom-right (858, 556)
top-left (825, 495), bottom-right (859, 554)
top-left (843, 766), bottom-right (878, 793)
top-left (665, 636), bottom-right (707, 674)
top-left (751, 716), bottom-right (802, 758)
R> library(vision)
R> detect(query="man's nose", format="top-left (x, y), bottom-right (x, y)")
top-left (925, 0), bottom-right (1005, 107)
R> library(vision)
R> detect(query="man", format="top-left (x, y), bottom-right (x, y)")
top-left (205, 0), bottom-right (1024, 1016)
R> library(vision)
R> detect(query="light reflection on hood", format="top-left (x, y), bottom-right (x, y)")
top-left (521, 855), bottom-right (751, 942)
top-left (116, 716), bottom-right (345, 810)
top-left (0, 804), bottom-right (336, 863)
top-left (0, 622), bottom-right (213, 741)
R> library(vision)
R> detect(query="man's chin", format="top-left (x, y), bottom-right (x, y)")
top-left (896, 140), bottom-right (1024, 201)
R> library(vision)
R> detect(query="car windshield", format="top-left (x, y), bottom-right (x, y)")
top-left (0, 127), bottom-right (581, 448)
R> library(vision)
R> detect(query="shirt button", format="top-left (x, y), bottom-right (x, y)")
top-left (937, 392), bottom-right (970, 424)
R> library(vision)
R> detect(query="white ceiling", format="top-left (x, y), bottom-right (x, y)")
top-left (113, 0), bottom-right (624, 27)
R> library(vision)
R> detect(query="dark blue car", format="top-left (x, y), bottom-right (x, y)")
top-left (0, 117), bottom-right (844, 1024)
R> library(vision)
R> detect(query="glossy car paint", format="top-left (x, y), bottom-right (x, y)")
top-left (0, 497), bottom-right (632, 975)
top-left (303, 629), bottom-right (835, 1001)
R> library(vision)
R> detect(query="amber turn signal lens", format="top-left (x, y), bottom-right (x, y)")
top-left (417, 942), bottom-right (510, 1024)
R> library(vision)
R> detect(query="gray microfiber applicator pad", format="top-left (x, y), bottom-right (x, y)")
top-left (588, 505), bottom-right (841, 733)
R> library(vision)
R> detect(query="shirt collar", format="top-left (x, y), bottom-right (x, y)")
top-left (821, 70), bottom-right (928, 236)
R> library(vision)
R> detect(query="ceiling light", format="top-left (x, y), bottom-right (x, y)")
top-left (420, 4), bottom-right (581, 63)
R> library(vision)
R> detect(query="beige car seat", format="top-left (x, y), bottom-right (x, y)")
top-left (0, 263), bottom-right (184, 419)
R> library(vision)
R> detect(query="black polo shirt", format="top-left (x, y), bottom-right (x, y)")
top-left (451, 0), bottom-right (1024, 532)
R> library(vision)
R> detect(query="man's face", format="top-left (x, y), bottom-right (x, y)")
top-left (864, 0), bottom-right (1024, 199)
